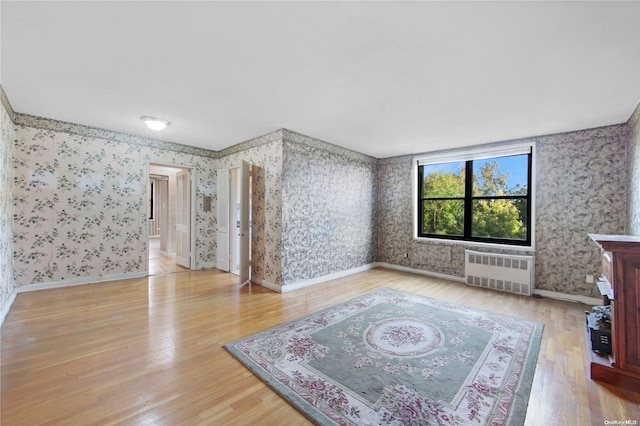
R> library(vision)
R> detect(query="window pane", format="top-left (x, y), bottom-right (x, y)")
top-left (422, 199), bottom-right (464, 236)
top-left (422, 162), bottom-right (465, 198)
top-left (471, 199), bottom-right (527, 240)
top-left (473, 154), bottom-right (528, 197)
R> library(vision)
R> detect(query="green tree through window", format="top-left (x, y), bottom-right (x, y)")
top-left (418, 152), bottom-right (531, 246)
top-left (421, 165), bottom-right (465, 236)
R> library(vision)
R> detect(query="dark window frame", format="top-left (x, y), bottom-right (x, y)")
top-left (417, 151), bottom-right (532, 247)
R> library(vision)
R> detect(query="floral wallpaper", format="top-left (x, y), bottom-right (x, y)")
top-left (375, 155), bottom-right (413, 267)
top-left (375, 125), bottom-right (629, 298)
top-left (15, 113), bottom-right (216, 159)
top-left (1, 87), bottom-right (16, 319)
top-left (216, 130), bottom-right (283, 287)
top-left (281, 131), bottom-right (376, 285)
top-left (374, 154), bottom-right (520, 278)
top-left (3, 92), bottom-right (637, 302)
top-left (214, 129), bottom-right (377, 288)
top-left (626, 102), bottom-right (640, 235)
top-left (12, 119), bottom-right (217, 288)
top-left (535, 125), bottom-right (627, 296)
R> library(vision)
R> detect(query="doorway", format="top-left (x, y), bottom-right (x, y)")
top-left (217, 161), bottom-right (251, 285)
top-left (148, 163), bottom-right (194, 276)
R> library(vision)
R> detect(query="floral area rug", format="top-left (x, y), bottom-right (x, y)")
top-left (224, 288), bottom-right (543, 425)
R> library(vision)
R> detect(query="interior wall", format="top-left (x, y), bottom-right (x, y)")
top-left (375, 124), bottom-right (628, 298)
top-left (11, 118), bottom-right (217, 288)
top-left (4, 94), bottom-right (636, 298)
top-left (626, 102), bottom-right (640, 235)
top-left (536, 124), bottom-right (627, 297)
top-left (216, 130), bottom-right (283, 288)
top-left (0, 87), bottom-right (16, 320)
top-left (374, 155), bottom-right (414, 268)
top-left (281, 130), bottom-right (376, 285)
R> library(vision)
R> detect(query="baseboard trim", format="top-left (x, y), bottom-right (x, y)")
top-left (252, 278), bottom-right (281, 293)
top-left (1, 288), bottom-right (17, 326)
top-left (16, 271), bottom-right (148, 293)
top-left (532, 289), bottom-right (602, 306)
top-left (7, 264), bottom-right (602, 312)
top-left (373, 262), bottom-right (466, 283)
top-left (196, 262), bottom-right (216, 270)
top-left (375, 263), bottom-right (601, 305)
top-left (281, 264), bottom-right (377, 293)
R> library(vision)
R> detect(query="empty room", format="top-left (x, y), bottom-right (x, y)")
top-left (1, 1), bottom-right (639, 425)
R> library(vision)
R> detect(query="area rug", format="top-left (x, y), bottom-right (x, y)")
top-left (224, 288), bottom-right (543, 425)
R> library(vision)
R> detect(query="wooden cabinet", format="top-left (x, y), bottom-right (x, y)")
top-left (588, 234), bottom-right (640, 392)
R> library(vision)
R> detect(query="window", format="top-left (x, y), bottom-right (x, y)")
top-left (417, 146), bottom-right (532, 246)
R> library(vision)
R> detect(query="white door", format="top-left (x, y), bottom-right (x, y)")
top-left (158, 179), bottom-right (169, 255)
top-left (216, 168), bottom-right (230, 271)
top-left (175, 170), bottom-right (191, 268)
top-left (239, 161), bottom-right (251, 285)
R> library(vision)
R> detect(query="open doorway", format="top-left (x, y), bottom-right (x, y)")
top-left (148, 163), bottom-right (194, 276)
top-left (217, 161), bottom-right (251, 286)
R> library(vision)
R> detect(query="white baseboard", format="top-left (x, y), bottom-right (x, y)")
top-left (1, 288), bottom-right (17, 326)
top-left (252, 278), bottom-right (281, 293)
top-left (197, 262), bottom-right (216, 270)
top-left (532, 289), bottom-right (602, 306)
top-left (373, 262), bottom-right (466, 283)
top-left (16, 271), bottom-right (148, 293)
top-left (375, 263), bottom-right (601, 305)
top-left (257, 263), bottom-right (455, 293)
top-left (281, 263), bottom-right (377, 293)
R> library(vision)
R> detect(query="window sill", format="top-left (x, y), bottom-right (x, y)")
top-left (413, 236), bottom-right (535, 252)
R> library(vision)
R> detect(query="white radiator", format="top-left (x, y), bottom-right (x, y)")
top-left (465, 250), bottom-right (535, 296)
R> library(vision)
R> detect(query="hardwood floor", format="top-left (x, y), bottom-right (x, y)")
top-left (148, 237), bottom-right (188, 276)
top-left (149, 256), bottom-right (189, 276)
top-left (2, 268), bottom-right (639, 425)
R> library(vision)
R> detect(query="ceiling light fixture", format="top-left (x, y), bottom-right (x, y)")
top-left (141, 116), bottom-right (170, 131)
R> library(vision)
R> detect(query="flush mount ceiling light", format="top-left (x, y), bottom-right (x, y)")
top-left (141, 116), bottom-right (170, 131)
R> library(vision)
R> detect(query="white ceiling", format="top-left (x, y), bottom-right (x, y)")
top-left (2, 1), bottom-right (639, 158)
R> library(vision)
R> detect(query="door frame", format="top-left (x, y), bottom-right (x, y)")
top-left (146, 161), bottom-right (197, 274)
top-left (217, 162), bottom-right (251, 285)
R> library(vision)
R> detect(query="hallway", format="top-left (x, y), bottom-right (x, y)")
top-left (148, 236), bottom-right (187, 275)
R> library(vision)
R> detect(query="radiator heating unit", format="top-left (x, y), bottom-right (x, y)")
top-left (465, 250), bottom-right (535, 296)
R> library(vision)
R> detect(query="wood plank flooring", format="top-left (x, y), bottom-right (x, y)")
top-left (148, 237), bottom-right (187, 276)
top-left (2, 268), bottom-right (639, 425)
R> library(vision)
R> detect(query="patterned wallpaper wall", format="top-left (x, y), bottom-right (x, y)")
top-left (375, 151), bottom-right (531, 278)
top-left (0, 89), bottom-right (16, 317)
top-left (536, 125), bottom-right (627, 296)
top-left (4, 98), bottom-right (637, 300)
top-left (281, 131), bottom-right (376, 285)
top-left (375, 155), bottom-right (413, 267)
top-left (12, 122), bottom-right (217, 288)
top-left (375, 125), bottom-right (628, 298)
top-left (216, 130), bottom-right (284, 287)
top-left (626, 103), bottom-right (640, 235)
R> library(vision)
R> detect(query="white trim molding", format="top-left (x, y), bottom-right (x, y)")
top-left (376, 263), bottom-right (601, 305)
top-left (1, 288), bottom-right (18, 326)
top-left (253, 278), bottom-right (282, 293)
top-left (374, 262), bottom-right (466, 283)
top-left (197, 262), bottom-right (217, 270)
top-left (16, 271), bottom-right (148, 293)
top-left (280, 264), bottom-right (377, 293)
top-left (532, 289), bottom-right (602, 306)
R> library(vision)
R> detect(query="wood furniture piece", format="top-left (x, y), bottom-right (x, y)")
top-left (588, 234), bottom-right (640, 392)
